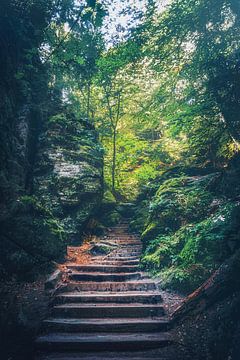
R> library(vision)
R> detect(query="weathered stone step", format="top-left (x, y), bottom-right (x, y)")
top-left (91, 259), bottom-right (140, 266)
top-left (102, 243), bottom-right (141, 248)
top-left (111, 250), bottom-right (141, 255)
top-left (106, 233), bottom-right (139, 236)
top-left (36, 350), bottom-right (176, 360)
top-left (35, 344), bottom-right (180, 360)
top-left (108, 229), bottom-right (129, 234)
top-left (104, 239), bottom-right (140, 243)
top-left (113, 246), bottom-right (141, 250)
top-left (43, 317), bottom-right (169, 333)
top-left (55, 292), bottom-right (162, 304)
top-left (119, 246), bottom-right (142, 250)
top-left (52, 303), bottom-right (165, 318)
top-left (35, 332), bottom-right (172, 352)
top-left (62, 280), bottom-right (156, 292)
top-left (68, 272), bottom-right (142, 282)
top-left (106, 236), bottom-right (140, 240)
top-left (107, 255), bottom-right (141, 260)
top-left (67, 265), bottom-right (139, 273)
top-left (103, 237), bottom-right (140, 240)
top-left (119, 246), bottom-right (141, 249)
top-left (109, 254), bottom-right (141, 259)
top-left (105, 256), bottom-right (139, 261)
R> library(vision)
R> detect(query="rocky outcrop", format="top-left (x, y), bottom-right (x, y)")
top-left (34, 112), bottom-right (103, 243)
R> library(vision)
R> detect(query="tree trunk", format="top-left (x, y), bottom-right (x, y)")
top-left (86, 79), bottom-right (91, 120)
top-left (112, 126), bottom-right (117, 192)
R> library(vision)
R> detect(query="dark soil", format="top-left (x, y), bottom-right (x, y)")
top-left (0, 277), bottom-right (50, 360)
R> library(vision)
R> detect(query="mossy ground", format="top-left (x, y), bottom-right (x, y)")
top-left (133, 171), bottom-right (240, 294)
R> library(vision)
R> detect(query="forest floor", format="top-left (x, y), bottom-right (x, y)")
top-left (0, 276), bottom-right (49, 359)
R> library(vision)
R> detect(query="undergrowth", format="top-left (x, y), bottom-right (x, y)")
top-left (135, 171), bottom-right (240, 294)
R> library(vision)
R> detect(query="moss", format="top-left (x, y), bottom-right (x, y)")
top-left (148, 175), bottom-right (214, 233)
top-left (137, 171), bottom-right (240, 294)
top-left (0, 195), bottom-right (66, 279)
top-left (104, 190), bottom-right (117, 204)
top-left (34, 111), bottom-right (103, 243)
top-left (142, 222), bottom-right (161, 242)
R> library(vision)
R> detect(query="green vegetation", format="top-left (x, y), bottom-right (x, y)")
top-left (1, 0), bottom-right (240, 294)
top-left (1, 2), bottom-right (240, 359)
top-left (138, 172), bottom-right (240, 293)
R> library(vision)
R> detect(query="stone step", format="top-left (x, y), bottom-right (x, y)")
top-left (36, 349), bottom-right (177, 360)
top-left (43, 317), bottom-right (169, 333)
top-left (105, 243), bottom-right (141, 248)
top-left (110, 226), bottom-right (130, 229)
top-left (68, 272), bottom-right (142, 282)
top-left (104, 239), bottom-right (140, 243)
top-left (107, 255), bottom-right (141, 259)
top-left (113, 246), bottom-right (141, 251)
top-left (52, 304), bottom-right (165, 318)
top-left (109, 236), bottom-right (136, 239)
top-left (119, 245), bottom-right (142, 249)
top-left (67, 265), bottom-right (139, 273)
top-left (106, 240), bottom-right (141, 243)
top-left (118, 247), bottom-right (141, 250)
top-left (111, 250), bottom-right (141, 255)
top-left (55, 292), bottom-right (162, 304)
top-left (35, 224), bottom-right (178, 359)
top-left (105, 256), bottom-right (140, 261)
top-left (103, 238), bottom-right (142, 240)
top-left (102, 231), bottom-right (138, 234)
top-left (91, 259), bottom-right (140, 266)
top-left (108, 230), bottom-right (129, 234)
top-left (108, 232), bottom-right (135, 236)
top-left (109, 254), bottom-right (141, 259)
top-left (35, 332), bottom-right (172, 352)
top-left (62, 281), bottom-right (156, 292)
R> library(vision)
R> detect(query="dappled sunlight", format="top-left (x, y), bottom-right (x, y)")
top-left (1, 1), bottom-right (240, 359)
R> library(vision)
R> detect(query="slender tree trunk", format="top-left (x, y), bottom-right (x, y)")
top-left (111, 91), bottom-right (121, 192)
top-left (86, 79), bottom-right (91, 120)
top-left (104, 88), bottom-right (122, 193)
top-left (112, 126), bottom-right (117, 192)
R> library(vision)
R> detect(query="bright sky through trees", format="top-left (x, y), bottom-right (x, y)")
top-left (101, 0), bottom-right (172, 45)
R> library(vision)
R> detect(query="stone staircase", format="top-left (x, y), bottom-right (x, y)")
top-left (35, 222), bottom-right (176, 359)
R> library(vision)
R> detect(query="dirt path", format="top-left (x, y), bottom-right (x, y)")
top-left (35, 222), bottom-right (189, 360)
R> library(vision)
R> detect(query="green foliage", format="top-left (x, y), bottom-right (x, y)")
top-left (91, 0), bottom-right (240, 197)
top-left (0, 195), bottom-right (66, 279)
top-left (142, 174), bottom-right (215, 244)
top-left (140, 171), bottom-right (240, 293)
top-left (1, 0), bottom-right (240, 297)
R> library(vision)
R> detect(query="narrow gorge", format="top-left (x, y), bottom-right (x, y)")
top-left (1, 1), bottom-right (240, 360)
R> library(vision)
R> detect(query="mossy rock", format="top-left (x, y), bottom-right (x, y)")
top-left (89, 244), bottom-right (112, 256)
top-left (34, 110), bottom-right (103, 243)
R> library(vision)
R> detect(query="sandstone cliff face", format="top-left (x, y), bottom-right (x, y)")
top-left (0, 108), bottom-right (103, 277)
top-left (34, 112), bottom-right (103, 243)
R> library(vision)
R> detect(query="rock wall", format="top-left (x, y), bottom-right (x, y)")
top-left (34, 112), bottom-right (103, 243)
top-left (0, 109), bottom-right (103, 277)
top-left (0, 4), bottom-right (104, 277)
